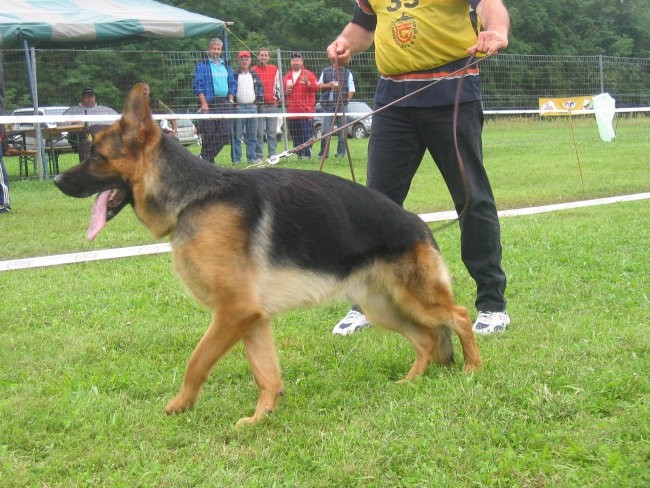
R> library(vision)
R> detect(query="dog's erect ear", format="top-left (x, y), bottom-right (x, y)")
top-left (121, 84), bottom-right (155, 133)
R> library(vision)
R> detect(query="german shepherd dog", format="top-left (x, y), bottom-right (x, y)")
top-left (54, 85), bottom-right (481, 426)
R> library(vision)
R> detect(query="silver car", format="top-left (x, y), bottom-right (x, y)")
top-left (314, 101), bottom-right (372, 139)
top-left (161, 118), bottom-right (199, 146)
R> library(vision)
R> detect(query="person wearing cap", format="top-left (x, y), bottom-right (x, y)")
top-left (193, 37), bottom-right (237, 163)
top-left (232, 50), bottom-right (264, 165)
top-left (282, 52), bottom-right (318, 159)
top-left (62, 87), bottom-right (118, 161)
top-left (326, 0), bottom-right (510, 336)
top-left (252, 47), bottom-right (282, 161)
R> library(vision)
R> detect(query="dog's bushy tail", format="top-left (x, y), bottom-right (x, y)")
top-left (435, 326), bottom-right (455, 365)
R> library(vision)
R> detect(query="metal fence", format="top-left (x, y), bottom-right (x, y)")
top-left (3, 49), bottom-right (649, 114)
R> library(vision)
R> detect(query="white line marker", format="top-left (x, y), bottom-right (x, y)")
top-left (1, 193), bottom-right (648, 272)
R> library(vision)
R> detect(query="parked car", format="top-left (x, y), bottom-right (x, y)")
top-left (313, 101), bottom-right (372, 139)
top-left (160, 118), bottom-right (198, 146)
top-left (9, 106), bottom-right (71, 150)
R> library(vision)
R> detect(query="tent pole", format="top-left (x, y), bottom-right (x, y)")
top-left (23, 41), bottom-right (48, 180)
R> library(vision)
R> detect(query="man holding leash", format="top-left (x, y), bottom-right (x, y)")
top-left (327, 0), bottom-right (511, 335)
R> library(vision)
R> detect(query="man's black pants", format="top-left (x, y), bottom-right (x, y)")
top-left (367, 101), bottom-right (507, 312)
top-left (200, 98), bottom-right (233, 163)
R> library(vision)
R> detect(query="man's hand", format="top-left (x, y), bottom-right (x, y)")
top-left (327, 23), bottom-right (374, 66)
top-left (467, 30), bottom-right (508, 56)
top-left (469, 0), bottom-right (510, 56)
top-left (327, 39), bottom-right (352, 66)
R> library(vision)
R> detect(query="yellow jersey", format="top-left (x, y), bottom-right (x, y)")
top-left (360, 0), bottom-right (480, 76)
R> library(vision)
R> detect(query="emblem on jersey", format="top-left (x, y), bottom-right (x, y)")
top-left (391, 13), bottom-right (418, 49)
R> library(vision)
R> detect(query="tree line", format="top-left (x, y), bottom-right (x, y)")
top-left (3, 0), bottom-right (648, 113)
top-left (171, 0), bottom-right (649, 57)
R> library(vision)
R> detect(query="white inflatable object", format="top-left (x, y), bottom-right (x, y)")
top-left (592, 93), bottom-right (616, 142)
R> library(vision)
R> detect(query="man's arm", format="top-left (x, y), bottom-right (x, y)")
top-left (467, 0), bottom-right (510, 56)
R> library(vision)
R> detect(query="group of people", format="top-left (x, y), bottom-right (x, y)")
top-left (193, 39), bottom-right (357, 164)
top-left (3, 0), bottom-right (512, 338)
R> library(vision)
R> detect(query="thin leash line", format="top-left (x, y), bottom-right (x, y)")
top-left (251, 53), bottom-right (493, 169)
top-left (318, 58), bottom-right (356, 181)
top-left (567, 110), bottom-right (586, 191)
top-left (431, 53), bottom-right (478, 233)
top-left (313, 54), bottom-right (492, 154)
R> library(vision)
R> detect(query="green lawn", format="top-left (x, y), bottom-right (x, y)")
top-left (0, 116), bottom-right (648, 487)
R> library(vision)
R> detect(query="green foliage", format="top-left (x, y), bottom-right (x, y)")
top-left (169, 0), bottom-right (649, 57)
top-left (507, 0), bottom-right (649, 57)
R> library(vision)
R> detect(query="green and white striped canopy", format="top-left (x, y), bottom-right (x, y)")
top-left (0, 0), bottom-right (226, 48)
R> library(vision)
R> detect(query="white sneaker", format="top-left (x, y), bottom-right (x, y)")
top-left (332, 309), bottom-right (371, 335)
top-left (472, 311), bottom-right (510, 335)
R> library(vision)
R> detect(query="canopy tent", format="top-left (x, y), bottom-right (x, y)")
top-left (0, 0), bottom-right (226, 48)
top-left (1, 0), bottom-right (228, 178)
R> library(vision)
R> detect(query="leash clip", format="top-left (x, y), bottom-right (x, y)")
top-left (265, 150), bottom-right (293, 165)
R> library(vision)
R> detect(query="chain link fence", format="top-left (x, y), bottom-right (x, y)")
top-left (3, 49), bottom-right (649, 114)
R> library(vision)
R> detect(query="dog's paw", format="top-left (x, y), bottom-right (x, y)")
top-left (463, 362), bottom-right (482, 374)
top-left (235, 408), bottom-right (273, 428)
top-left (164, 395), bottom-right (194, 414)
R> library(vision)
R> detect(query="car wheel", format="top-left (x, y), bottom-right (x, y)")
top-left (352, 123), bottom-right (367, 139)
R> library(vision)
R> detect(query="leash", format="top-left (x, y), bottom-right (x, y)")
top-left (256, 54), bottom-right (489, 234)
top-left (257, 53), bottom-right (492, 169)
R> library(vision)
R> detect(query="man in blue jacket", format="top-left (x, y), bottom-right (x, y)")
top-left (193, 38), bottom-right (236, 163)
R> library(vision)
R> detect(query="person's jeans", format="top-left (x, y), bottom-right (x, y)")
top-left (319, 113), bottom-right (347, 157)
top-left (367, 101), bottom-right (507, 312)
top-left (256, 104), bottom-right (278, 159)
top-left (287, 118), bottom-right (313, 157)
top-left (232, 104), bottom-right (259, 163)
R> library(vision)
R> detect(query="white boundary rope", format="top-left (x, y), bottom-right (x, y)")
top-left (1, 193), bottom-right (648, 272)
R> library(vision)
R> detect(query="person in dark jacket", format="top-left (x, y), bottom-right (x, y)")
top-left (193, 37), bottom-right (236, 163)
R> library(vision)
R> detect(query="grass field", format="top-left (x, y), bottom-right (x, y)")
top-left (1, 116), bottom-right (649, 487)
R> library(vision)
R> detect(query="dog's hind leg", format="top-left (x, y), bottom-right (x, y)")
top-left (367, 243), bottom-right (482, 375)
top-left (448, 304), bottom-right (481, 373)
top-left (236, 318), bottom-right (284, 428)
top-left (164, 308), bottom-right (265, 415)
top-left (360, 291), bottom-right (442, 382)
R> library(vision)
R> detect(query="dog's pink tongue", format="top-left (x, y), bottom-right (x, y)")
top-left (87, 190), bottom-right (110, 241)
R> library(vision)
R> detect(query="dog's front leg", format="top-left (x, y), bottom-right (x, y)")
top-left (165, 310), bottom-right (261, 414)
top-left (236, 319), bottom-right (284, 428)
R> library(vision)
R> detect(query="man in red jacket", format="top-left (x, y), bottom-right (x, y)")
top-left (282, 52), bottom-right (318, 159)
top-left (252, 47), bottom-right (281, 160)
